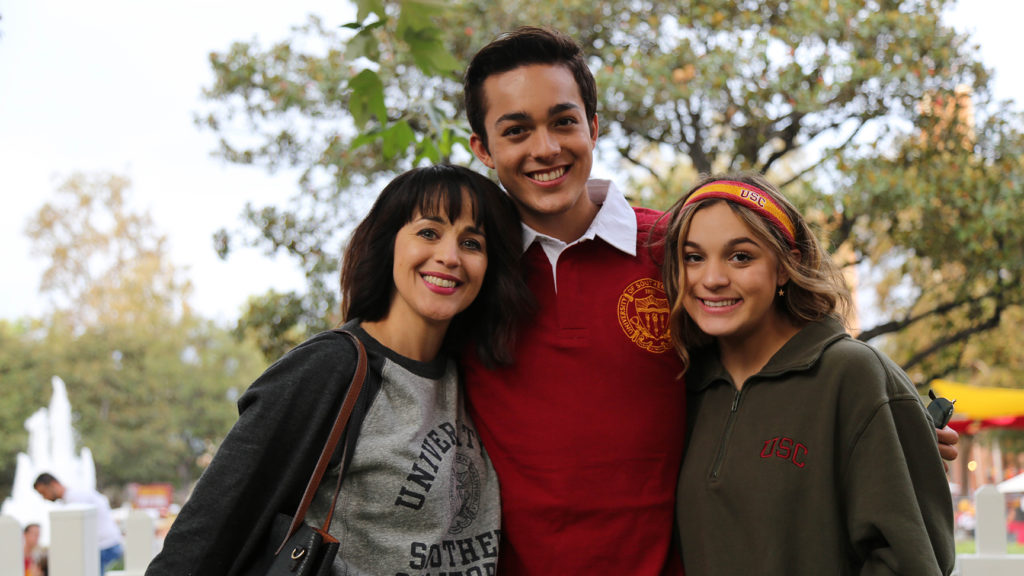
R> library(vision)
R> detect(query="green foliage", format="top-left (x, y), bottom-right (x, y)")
top-left (349, 68), bottom-right (388, 127)
top-left (843, 103), bottom-right (1024, 380)
top-left (396, 2), bottom-right (462, 75)
top-left (3, 173), bottom-right (267, 494)
top-left (234, 289), bottom-right (317, 362)
top-left (0, 320), bottom-right (53, 500)
top-left (200, 5), bottom-right (468, 336)
top-left (0, 319), bottom-right (263, 498)
top-left (198, 0), bottom-right (1023, 381)
top-left (36, 315), bottom-right (263, 489)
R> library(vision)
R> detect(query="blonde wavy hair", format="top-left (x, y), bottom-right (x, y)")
top-left (661, 172), bottom-right (852, 374)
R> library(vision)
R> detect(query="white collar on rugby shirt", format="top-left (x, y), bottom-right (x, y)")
top-left (519, 179), bottom-right (637, 289)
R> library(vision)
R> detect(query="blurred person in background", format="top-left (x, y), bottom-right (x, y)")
top-left (23, 523), bottom-right (43, 576)
top-left (34, 473), bottom-right (123, 575)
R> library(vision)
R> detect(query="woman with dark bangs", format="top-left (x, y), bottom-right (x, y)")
top-left (147, 164), bottom-right (532, 575)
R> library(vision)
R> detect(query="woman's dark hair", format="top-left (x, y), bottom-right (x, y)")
top-left (341, 164), bottom-right (532, 367)
top-left (464, 26), bottom-right (598, 152)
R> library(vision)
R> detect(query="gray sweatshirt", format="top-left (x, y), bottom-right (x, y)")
top-left (307, 324), bottom-right (501, 576)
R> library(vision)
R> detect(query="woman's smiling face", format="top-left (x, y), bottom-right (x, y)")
top-left (681, 202), bottom-right (790, 348)
top-left (387, 190), bottom-right (488, 330)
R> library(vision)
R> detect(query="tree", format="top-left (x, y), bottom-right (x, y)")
top-left (25, 173), bottom-right (191, 331)
top-left (839, 100), bottom-right (1024, 381)
top-left (200, 0), bottom-right (1024, 380)
top-left (0, 319), bottom-right (54, 500)
top-left (233, 290), bottom-right (311, 362)
top-left (203, 1), bottom-right (465, 350)
top-left (21, 173), bottom-right (265, 489)
top-left (929, 305), bottom-right (1024, 391)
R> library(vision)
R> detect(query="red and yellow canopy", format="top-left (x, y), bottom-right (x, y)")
top-left (930, 379), bottom-right (1024, 433)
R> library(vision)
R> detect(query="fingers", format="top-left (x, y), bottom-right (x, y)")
top-left (937, 425), bottom-right (959, 464)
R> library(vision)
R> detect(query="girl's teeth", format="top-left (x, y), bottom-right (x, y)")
top-left (704, 299), bottom-right (738, 308)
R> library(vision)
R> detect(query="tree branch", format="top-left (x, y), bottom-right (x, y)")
top-left (762, 110), bottom-right (805, 172)
top-left (682, 96), bottom-right (712, 174)
top-left (901, 305), bottom-right (1004, 372)
top-left (857, 289), bottom-right (1004, 342)
top-left (778, 118), bottom-right (869, 189)
top-left (617, 145), bottom-right (663, 185)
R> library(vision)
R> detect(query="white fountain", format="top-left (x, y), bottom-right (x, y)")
top-left (1, 375), bottom-right (97, 545)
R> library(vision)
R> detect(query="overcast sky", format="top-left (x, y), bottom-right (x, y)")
top-left (0, 1), bottom-right (356, 324)
top-left (0, 0), bottom-right (1019, 325)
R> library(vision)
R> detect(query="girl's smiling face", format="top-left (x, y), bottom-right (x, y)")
top-left (681, 202), bottom-right (791, 350)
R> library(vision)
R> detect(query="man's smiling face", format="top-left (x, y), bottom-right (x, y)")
top-left (470, 63), bottom-right (598, 241)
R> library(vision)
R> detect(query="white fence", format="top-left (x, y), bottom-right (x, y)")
top-left (0, 514), bottom-right (22, 576)
top-left (4, 487), bottom-right (1023, 575)
top-left (0, 508), bottom-right (154, 576)
top-left (957, 484), bottom-right (1024, 575)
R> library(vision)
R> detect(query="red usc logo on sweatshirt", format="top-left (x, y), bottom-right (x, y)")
top-left (617, 278), bottom-right (671, 353)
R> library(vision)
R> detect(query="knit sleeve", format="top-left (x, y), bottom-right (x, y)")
top-left (841, 358), bottom-right (955, 576)
top-left (145, 331), bottom-right (360, 576)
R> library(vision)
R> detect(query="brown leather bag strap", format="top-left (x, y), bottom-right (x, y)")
top-left (276, 330), bottom-right (367, 554)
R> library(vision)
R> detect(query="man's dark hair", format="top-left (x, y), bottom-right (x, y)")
top-left (464, 26), bottom-right (598, 151)
top-left (33, 472), bottom-right (58, 488)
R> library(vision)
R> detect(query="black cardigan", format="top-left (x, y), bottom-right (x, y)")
top-left (145, 325), bottom-right (381, 575)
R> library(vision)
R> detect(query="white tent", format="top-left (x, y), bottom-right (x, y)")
top-left (997, 472), bottom-right (1024, 494)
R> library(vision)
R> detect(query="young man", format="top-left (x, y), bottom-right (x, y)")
top-left (460, 26), bottom-right (958, 574)
top-left (462, 27), bottom-right (686, 574)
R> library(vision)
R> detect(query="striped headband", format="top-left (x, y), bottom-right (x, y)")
top-left (682, 180), bottom-right (797, 247)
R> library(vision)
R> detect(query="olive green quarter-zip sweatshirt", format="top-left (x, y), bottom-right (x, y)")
top-left (677, 317), bottom-right (954, 576)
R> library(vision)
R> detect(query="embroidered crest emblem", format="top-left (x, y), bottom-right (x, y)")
top-left (617, 278), bottom-right (671, 353)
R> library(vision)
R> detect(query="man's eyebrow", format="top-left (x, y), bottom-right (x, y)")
top-left (493, 102), bottom-right (582, 127)
top-left (494, 111), bottom-right (530, 126)
top-left (549, 102), bottom-right (581, 116)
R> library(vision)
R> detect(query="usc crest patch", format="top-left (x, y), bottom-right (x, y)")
top-left (617, 278), bottom-right (671, 353)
